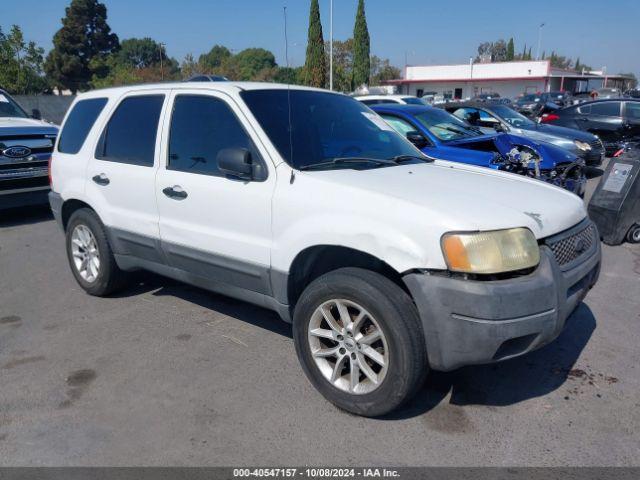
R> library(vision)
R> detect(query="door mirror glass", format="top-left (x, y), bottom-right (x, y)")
top-left (31, 108), bottom-right (42, 120)
top-left (217, 147), bottom-right (259, 180)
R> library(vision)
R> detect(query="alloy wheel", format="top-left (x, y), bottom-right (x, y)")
top-left (307, 299), bottom-right (389, 395)
top-left (70, 224), bottom-right (101, 283)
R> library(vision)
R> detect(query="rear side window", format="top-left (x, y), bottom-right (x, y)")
top-left (58, 98), bottom-right (108, 154)
top-left (96, 95), bottom-right (164, 166)
top-left (168, 95), bottom-right (259, 177)
top-left (590, 102), bottom-right (620, 116)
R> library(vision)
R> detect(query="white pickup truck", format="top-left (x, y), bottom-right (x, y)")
top-left (0, 89), bottom-right (58, 210)
top-left (49, 83), bottom-right (601, 416)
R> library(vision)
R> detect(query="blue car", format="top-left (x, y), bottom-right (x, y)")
top-left (370, 104), bottom-right (586, 196)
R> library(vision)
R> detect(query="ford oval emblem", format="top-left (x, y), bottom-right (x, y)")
top-left (2, 146), bottom-right (32, 158)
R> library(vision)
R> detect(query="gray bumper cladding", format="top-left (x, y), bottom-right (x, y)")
top-left (48, 191), bottom-right (64, 229)
top-left (404, 223), bottom-right (601, 371)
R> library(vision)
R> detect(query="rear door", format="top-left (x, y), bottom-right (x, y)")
top-left (155, 89), bottom-right (275, 295)
top-left (85, 90), bottom-right (169, 262)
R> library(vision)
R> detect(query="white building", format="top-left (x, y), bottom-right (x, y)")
top-left (386, 60), bottom-right (633, 100)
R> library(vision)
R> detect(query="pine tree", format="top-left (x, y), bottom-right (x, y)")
top-left (575, 57), bottom-right (581, 71)
top-left (303, 0), bottom-right (326, 88)
top-left (527, 47), bottom-right (532, 60)
top-left (45, 0), bottom-right (119, 93)
top-left (506, 38), bottom-right (514, 61)
top-left (352, 0), bottom-right (370, 88)
top-left (521, 43), bottom-right (527, 60)
top-left (541, 50), bottom-right (546, 60)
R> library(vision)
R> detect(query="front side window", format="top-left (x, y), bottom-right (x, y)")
top-left (96, 95), bottom-right (165, 166)
top-left (168, 95), bottom-right (260, 177)
top-left (380, 114), bottom-right (419, 136)
top-left (590, 102), bottom-right (621, 117)
top-left (58, 98), bottom-right (108, 154)
top-left (241, 90), bottom-right (420, 170)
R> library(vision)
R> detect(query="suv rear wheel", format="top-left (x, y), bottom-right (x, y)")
top-left (293, 268), bottom-right (427, 417)
top-left (65, 208), bottom-right (127, 296)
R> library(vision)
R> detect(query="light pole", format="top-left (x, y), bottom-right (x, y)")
top-left (329, 0), bottom-right (333, 91)
top-left (158, 42), bottom-right (165, 81)
top-left (536, 23), bottom-right (545, 60)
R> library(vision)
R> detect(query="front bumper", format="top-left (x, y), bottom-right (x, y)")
top-left (403, 220), bottom-right (601, 371)
top-left (0, 186), bottom-right (50, 210)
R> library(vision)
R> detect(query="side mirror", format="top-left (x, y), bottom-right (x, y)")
top-left (217, 147), bottom-right (263, 181)
top-left (493, 123), bottom-right (506, 132)
top-left (406, 131), bottom-right (428, 149)
top-left (31, 109), bottom-right (42, 120)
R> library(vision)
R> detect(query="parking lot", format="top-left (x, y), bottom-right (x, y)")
top-left (0, 170), bottom-right (639, 467)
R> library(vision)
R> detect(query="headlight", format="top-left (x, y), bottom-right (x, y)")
top-left (441, 228), bottom-right (540, 274)
top-left (574, 140), bottom-right (592, 152)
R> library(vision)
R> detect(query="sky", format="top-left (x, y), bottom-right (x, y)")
top-left (2, 0), bottom-right (639, 76)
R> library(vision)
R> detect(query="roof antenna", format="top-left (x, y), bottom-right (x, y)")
top-left (284, 5), bottom-right (296, 184)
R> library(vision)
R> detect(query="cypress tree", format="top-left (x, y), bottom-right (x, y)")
top-left (575, 57), bottom-right (581, 71)
top-left (527, 47), bottom-right (532, 60)
top-left (521, 43), bottom-right (527, 60)
top-left (303, 0), bottom-right (326, 88)
top-left (506, 38), bottom-right (514, 61)
top-left (45, 0), bottom-right (119, 93)
top-left (352, 0), bottom-right (370, 88)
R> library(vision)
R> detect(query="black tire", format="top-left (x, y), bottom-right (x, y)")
top-left (627, 224), bottom-right (640, 244)
top-left (65, 208), bottom-right (128, 296)
top-left (293, 267), bottom-right (428, 417)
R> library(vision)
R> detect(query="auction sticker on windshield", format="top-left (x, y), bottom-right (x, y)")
top-left (361, 111), bottom-right (395, 131)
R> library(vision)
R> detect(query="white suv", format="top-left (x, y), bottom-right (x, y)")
top-left (49, 83), bottom-right (601, 416)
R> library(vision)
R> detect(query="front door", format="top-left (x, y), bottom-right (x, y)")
top-left (623, 101), bottom-right (640, 139)
top-left (155, 90), bottom-right (275, 295)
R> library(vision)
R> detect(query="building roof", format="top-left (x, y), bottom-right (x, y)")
top-left (387, 60), bottom-right (634, 84)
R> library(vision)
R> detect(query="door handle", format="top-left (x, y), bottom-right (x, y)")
top-left (162, 185), bottom-right (188, 200)
top-left (92, 173), bottom-right (110, 186)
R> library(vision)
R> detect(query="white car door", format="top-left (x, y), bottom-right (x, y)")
top-left (155, 89), bottom-right (275, 295)
top-left (85, 90), bottom-right (170, 263)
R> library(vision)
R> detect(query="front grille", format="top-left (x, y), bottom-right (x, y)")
top-left (547, 223), bottom-right (596, 266)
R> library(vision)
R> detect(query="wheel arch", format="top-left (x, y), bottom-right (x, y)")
top-left (60, 199), bottom-right (96, 231)
top-left (284, 245), bottom-right (411, 311)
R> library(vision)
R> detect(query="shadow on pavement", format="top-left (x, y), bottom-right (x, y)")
top-left (0, 205), bottom-right (53, 228)
top-left (112, 270), bottom-right (292, 338)
top-left (585, 166), bottom-right (604, 180)
top-left (384, 302), bottom-right (596, 420)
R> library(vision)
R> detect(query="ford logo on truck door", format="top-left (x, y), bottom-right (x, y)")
top-left (2, 146), bottom-right (32, 158)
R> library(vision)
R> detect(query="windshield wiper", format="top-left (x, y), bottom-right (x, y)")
top-left (388, 154), bottom-right (433, 163)
top-left (298, 157), bottom-right (396, 171)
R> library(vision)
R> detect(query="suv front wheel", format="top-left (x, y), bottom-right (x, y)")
top-left (293, 268), bottom-right (428, 417)
top-left (65, 208), bottom-right (127, 296)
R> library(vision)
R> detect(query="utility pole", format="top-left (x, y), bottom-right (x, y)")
top-left (329, 0), bottom-right (333, 90)
top-left (536, 23), bottom-right (545, 60)
top-left (159, 42), bottom-right (165, 81)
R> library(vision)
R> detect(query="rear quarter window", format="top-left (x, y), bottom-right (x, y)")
top-left (57, 98), bottom-right (108, 154)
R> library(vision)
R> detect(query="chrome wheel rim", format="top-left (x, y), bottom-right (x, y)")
top-left (308, 299), bottom-right (389, 395)
top-left (71, 225), bottom-right (100, 283)
top-left (632, 228), bottom-right (640, 243)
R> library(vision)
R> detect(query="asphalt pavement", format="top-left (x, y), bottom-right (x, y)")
top-left (0, 170), bottom-right (638, 466)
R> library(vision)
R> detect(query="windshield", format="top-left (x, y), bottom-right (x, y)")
top-left (0, 92), bottom-right (29, 119)
top-left (241, 90), bottom-right (421, 169)
top-left (490, 105), bottom-right (535, 127)
top-left (413, 108), bottom-right (480, 141)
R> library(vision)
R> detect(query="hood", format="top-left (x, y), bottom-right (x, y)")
top-left (494, 133), bottom-right (578, 168)
top-left (534, 123), bottom-right (598, 142)
top-left (301, 161), bottom-right (586, 240)
top-left (0, 117), bottom-right (58, 136)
